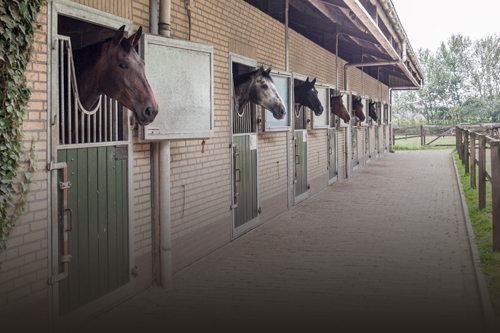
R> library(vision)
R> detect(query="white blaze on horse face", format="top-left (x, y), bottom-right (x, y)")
top-left (255, 76), bottom-right (286, 120)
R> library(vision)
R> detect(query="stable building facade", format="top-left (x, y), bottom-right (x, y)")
top-left (0, 0), bottom-right (423, 328)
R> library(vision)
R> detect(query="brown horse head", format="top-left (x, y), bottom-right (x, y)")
top-left (330, 94), bottom-right (350, 123)
top-left (74, 25), bottom-right (158, 126)
top-left (294, 77), bottom-right (324, 116)
top-left (368, 101), bottom-right (378, 121)
top-left (234, 66), bottom-right (286, 120)
top-left (352, 97), bottom-right (365, 122)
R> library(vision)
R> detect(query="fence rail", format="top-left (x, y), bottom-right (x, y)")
top-left (456, 126), bottom-right (500, 252)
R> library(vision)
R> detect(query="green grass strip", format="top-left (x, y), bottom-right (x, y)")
top-left (453, 150), bottom-right (500, 325)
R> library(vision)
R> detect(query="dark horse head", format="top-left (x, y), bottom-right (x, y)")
top-left (294, 77), bottom-right (324, 116)
top-left (352, 96), bottom-right (365, 122)
top-left (330, 94), bottom-right (350, 123)
top-left (73, 25), bottom-right (158, 126)
top-left (368, 101), bottom-right (378, 122)
top-left (234, 66), bottom-right (286, 120)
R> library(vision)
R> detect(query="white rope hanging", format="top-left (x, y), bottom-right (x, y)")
top-left (66, 40), bottom-right (102, 116)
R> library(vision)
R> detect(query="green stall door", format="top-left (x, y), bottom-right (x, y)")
top-left (352, 127), bottom-right (358, 167)
top-left (328, 129), bottom-right (337, 181)
top-left (233, 135), bottom-right (258, 231)
top-left (294, 130), bottom-right (308, 200)
top-left (57, 146), bottom-right (129, 316)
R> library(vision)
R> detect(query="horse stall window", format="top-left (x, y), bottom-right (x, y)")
top-left (293, 77), bottom-right (307, 130)
top-left (264, 70), bottom-right (292, 131)
top-left (337, 91), bottom-right (349, 128)
top-left (376, 102), bottom-right (382, 126)
top-left (233, 62), bottom-right (257, 134)
top-left (57, 16), bottom-right (127, 146)
top-left (140, 35), bottom-right (214, 140)
top-left (311, 84), bottom-right (329, 129)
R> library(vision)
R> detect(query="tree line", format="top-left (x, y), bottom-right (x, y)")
top-left (393, 34), bottom-right (500, 125)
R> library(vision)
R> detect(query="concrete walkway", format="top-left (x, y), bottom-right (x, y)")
top-left (81, 150), bottom-right (488, 332)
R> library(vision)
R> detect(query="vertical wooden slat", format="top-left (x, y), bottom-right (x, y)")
top-left (97, 147), bottom-right (109, 296)
top-left (464, 130), bottom-right (469, 174)
top-left (123, 157), bottom-right (129, 283)
top-left (478, 134), bottom-right (486, 210)
top-left (115, 157), bottom-right (124, 286)
top-left (107, 146), bottom-right (118, 291)
top-left (491, 142), bottom-right (500, 252)
top-left (66, 149), bottom-right (80, 312)
top-left (87, 147), bottom-right (100, 301)
top-left (77, 148), bottom-right (90, 306)
top-left (470, 132), bottom-right (476, 188)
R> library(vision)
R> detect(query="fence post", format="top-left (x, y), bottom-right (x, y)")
top-left (491, 142), bottom-right (500, 252)
top-left (420, 125), bottom-right (423, 146)
top-left (470, 132), bottom-right (476, 188)
top-left (464, 130), bottom-right (469, 174)
top-left (478, 134), bottom-right (486, 210)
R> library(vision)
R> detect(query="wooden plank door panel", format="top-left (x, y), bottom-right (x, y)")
top-left (57, 146), bottom-right (129, 317)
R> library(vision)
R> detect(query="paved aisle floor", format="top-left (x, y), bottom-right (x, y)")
top-left (81, 150), bottom-right (486, 332)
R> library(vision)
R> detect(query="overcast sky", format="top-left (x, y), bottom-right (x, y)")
top-left (390, 0), bottom-right (500, 52)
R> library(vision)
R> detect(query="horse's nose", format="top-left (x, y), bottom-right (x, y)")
top-left (280, 106), bottom-right (286, 118)
top-left (319, 106), bottom-right (324, 113)
top-left (144, 106), bottom-right (158, 121)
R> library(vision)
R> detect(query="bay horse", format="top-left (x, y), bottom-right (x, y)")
top-left (352, 96), bottom-right (366, 122)
top-left (330, 95), bottom-right (350, 123)
top-left (294, 77), bottom-right (324, 116)
top-left (368, 101), bottom-right (378, 122)
top-left (234, 66), bottom-right (286, 120)
top-left (73, 25), bottom-right (158, 125)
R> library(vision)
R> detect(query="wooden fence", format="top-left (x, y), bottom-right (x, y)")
top-left (392, 125), bottom-right (455, 146)
top-left (394, 123), bottom-right (500, 147)
top-left (456, 126), bottom-right (500, 252)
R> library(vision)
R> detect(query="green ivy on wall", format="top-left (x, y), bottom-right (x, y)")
top-left (0, 0), bottom-right (47, 251)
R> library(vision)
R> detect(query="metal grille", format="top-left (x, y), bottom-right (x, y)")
top-left (233, 101), bottom-right (255, 134)
top-left (58, 36), bottom-right (125, 146)
top-left (294, 104), bottom-right (307, 129)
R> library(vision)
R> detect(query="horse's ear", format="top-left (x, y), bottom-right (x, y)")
top-left (113, 25), bottom-right (126, 47)
top-left (128, 26), bottom-right (142, 48)
top-left (256, 66), bottom-right (264, 76)
top-left (311, 78), bottom-right (316, 85)
top-left (305, 77), bottom-right (310, 83)
top-left (264, 66), bottom-right (272, 75)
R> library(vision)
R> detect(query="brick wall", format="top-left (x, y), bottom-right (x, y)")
top-left (0, 5), bottom-right (49, 318)
top-left (0, 0), bottom-right (398, 324)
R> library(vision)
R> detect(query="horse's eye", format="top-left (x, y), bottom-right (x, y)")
top-left (262, 84), bottom-right (268, 89)
top-left (119, 63), bottom-right (128, 69)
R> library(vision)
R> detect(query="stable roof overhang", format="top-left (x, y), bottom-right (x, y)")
top-left (282, 0), bottom-right (424, 89)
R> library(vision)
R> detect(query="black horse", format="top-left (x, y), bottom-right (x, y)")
top-left (294, 77), bottom-right (324, 116)
top-left (368, 101), bottom-right (378, 122)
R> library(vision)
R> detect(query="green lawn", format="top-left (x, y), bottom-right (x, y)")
top-left (393, 135), bottom-right (455, 150)
top-left (454, 151), bottom-right (500, 326)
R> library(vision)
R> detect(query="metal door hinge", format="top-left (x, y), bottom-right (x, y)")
top-left (59, 181), bottom-right (71, 190)
top-left (47, 161), bottom-right (67, 171)
top-left (131, 266), bottom-right (139, 277)
top-left (60, 254), bottom-right (72, 263)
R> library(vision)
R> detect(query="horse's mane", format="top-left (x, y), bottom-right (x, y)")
top-left (73, 37), bottom-right (133, 75)
top-left (233, 68), bottom-right (274, 88)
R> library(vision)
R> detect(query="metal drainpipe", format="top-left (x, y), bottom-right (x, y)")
top-left (150, 0), bottom-right (158, 34)
top-left (285, 0), bottom-right (291, 209)
top-left (159, 141), bottom-right (172, 290)
top-left (159, 0), bottom-right (171, 37)
top-left (159, 0), bottom-right (172, 290)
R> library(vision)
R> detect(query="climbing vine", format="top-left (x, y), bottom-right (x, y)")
top-left (0, 0), bottom-right (46, 251)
